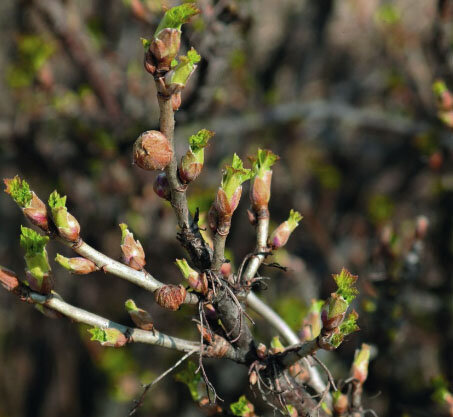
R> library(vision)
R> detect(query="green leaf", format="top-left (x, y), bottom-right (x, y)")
top-left (230, 395), bottom-right (252, 416)
top-left (88, 327), bottom-right (107, 343)
top-left (168, 47), bottom-right (201, 86)
top-left (250, 148), bottom-right (279, 177)
top-left (48, 190), bottom-right (67, 209)
top-left (333, 268), bottom-right (359, 303)
top-left (270, 336), bottom-right (285, 350)
top-left (125, 299), bottom-right (138, 312)
top-left (4, 176), bottom-right (33, 208)
top-left (189, 129), bottom-right (215, 151)
top-left (20, 226), bottom-right (49, 255)
top-left (287, 209), bottom-right (303, 231)
top-left (221, 154), bottom-right (254, 200)
top-left (331, 310), bottom-right (359, 348)
top-left (174, 360), bottom-right (203, 401)
top-left (155, 3), bottom-right (200, 35)
top-left (141, 37), bottom-right (151, 50)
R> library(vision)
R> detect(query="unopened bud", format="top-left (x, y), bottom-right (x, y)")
top-left (415, 215), bottom-right (429, 239)
top-left (0, 266), bottom-right (20, 292)
top-left (48, 191), bottom-right (80, 242)
top-left (172, 92), bottom-right (182, 111)
top-left (249, 371), bottom-right (258, 386)
top-left (351, 343), bottom-right (370, 384)
top-left (153, 172), bottom-right (171, 200)
top-left (270, 336), bottom-right (285, 354)
top-left (256, 343), bottom-right (267, 359)
top-left (197, 323), bottom-right (213, 344)
top-left (154, 284), bottom-right (186, 311)
top-left (55, 254), bottom-right (97, 275)
top-left (133, 130), bottom-right (173, 171)
top-left (125, 299), bottom-right (154, 331)
top-left (433, 80), bottom-right (453, 110)
top-left (4, 176), bottom-right (49, 231)
top-left (220, 262), bottom-right (232, 278)
top-left (119, 224), bottom-right (146, 270)
top-left (268, 209), bottom-right (302, 249)
top-left (333, 391), bottom-right (348, 414)
top-left (175, 258), bottom-right (208, 295)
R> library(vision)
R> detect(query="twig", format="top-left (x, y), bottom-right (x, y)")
top-left (129, 349), bottom-right (197, 416)
top-left (312, 355), bottom-right (337, 392)
top-left (58, 238), bottom-right (200, 305)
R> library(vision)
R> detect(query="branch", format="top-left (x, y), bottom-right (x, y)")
top-left (246, 291), bottom-right (329, 398)
top-left (241, 214), bottom-right (270, 284)
top-left (58, 237), bottom-right (200, 305)
top-left (5, 280), bottom-right (201, 353)
top-left (211, 230), bottom-right (227, 271)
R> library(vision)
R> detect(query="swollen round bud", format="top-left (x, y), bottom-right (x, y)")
top-left (153, 172), bottom-right (171, 200)
top-left (55, 254), bottom-right (97, 275)
top-left (133, 130), bottom-right (173, 171)
top-left (333, 392), bottom-right (348, 414)
top-left (154, 284), bottom-right (186, 311)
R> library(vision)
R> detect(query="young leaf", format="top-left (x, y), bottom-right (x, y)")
top-left (333, 268), bottom-right (359, 303)
top-left (174, 360), bottom-right (203, 401)
top-left (155, 3), bottom-right (200, 35)
top-left (221, 154), bottom-right (254, 200)
top-left (4, 176), bottom-right (33, 208)
top-left (230, 395), bottom-right (253, 416)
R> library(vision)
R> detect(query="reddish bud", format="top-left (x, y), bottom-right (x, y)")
top-left (49, 191), bottom-right (80, 242)
top-left (55, 254), bottom-right (97, 275)
top-left (256, 343), bottom-right (267, 359)
top-left (23, 193), bottom-right (49, 231)
top-left (0, 266), bottom-right (19, 292)
top-left (125, 299), bottom-right (154, 331)
top-left (249, 371), bottom-right (258, 386)
top-left (119, 224), bottom-right (146, 270)
top-left (220, 262), bottom-right (232, 278)
top-left (154, 284), bottom-right (186, 311)
top-left (351, 343), bottom-right (371, 384)
top-left (150, 28), bottom-right (181, 71)
top-left (289, 362), bottom-right (309, 383)
top-left (268, 210), bottom-right (302, 249)
top-left (250, 171), bottom-right (272, 212)
top-left (416, 215), bottom-right (429, 239)
top-left (133, 130), bottom-right (173, 171)
top-left (153, 172), bottom-right (171, 201)
top-left (172, 92), bottom-right (182, 111)
top-left (333, 392), bottom-right (348, 414)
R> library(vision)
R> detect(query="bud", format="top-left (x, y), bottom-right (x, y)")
top-left (330, 310), bottom-right (359, 348)
top-left (125, 299), bottom-right (154, 331)
top-left (4, 176), bottom-right (49, 231)
top-left (150, 28), bottom-right (181, 72)
top-left (438, 110), bottom-right (453, 128)
top-left (249, 370), bottom-right (258, 386)
top-left (179, 129), bottom-right (215, 184)
top-left (210, 154), bottom-right (254, 232)
top-left (300, 299), bottom-right (324, 341)
top-left (153, 172), bottom-right (171, 200)
top-left (88, 326), bottom-right (128, 347)
top-left (249, 149), bottom-right (279, 213)
top-left (220, 262), bottom-right (232, 278)
top-left (322, 293), bottom-right (348, 330)
top-left (268, 209), bottom-right (302, 249)
top-left (55, 254), bottom-right (97, 275)
top-left (164, 48), bottom-right (201, 94)
top-left (0, 266), bottom-right (20, 292)
top-left (289, 361), bottom-right (309, 383)
top-left (172, 92), bottom-right (182, 111)
top-left (197, 323), bottom-right (212, 344)
top-left (333, 391), bottom-right (348, 414)
top-left (48, 191), bottom-right (80, 242)
top-left (256, 343), bottom-right (267, 359)
top-left (119, 223), bottom-right (146, 270)
top-left (133, 130), bottom-right (173, 171)
top-left (270, 336), bottom-right (285, 354)
top-left (20, 226), bottom-right (52, 294)
top-left (351, 343), bottom-right (370, 384)
top-left (286, 405), bottom-right (298, 417)
top-left (175, 258), bottom-right (208, 295)
top-left (154, 284), bottom-right (186, 311)
top-left (415, 215), bottom-right (429, 239)
top-left (433, 80), bottom-right (453, 110)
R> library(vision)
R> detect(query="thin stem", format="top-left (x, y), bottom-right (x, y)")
top-left (27, 292), bottom-right (200, 352)
top-left (242, 215), bottom-right (269, 283)
top-left (158, 94), bottom-right (189, 229)
top-left (60, 238), bottom-right (199, 305)
top-left (212, 231), bottom-right (227, 271)
top-left (246, 291), bottom-right (329, 399)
